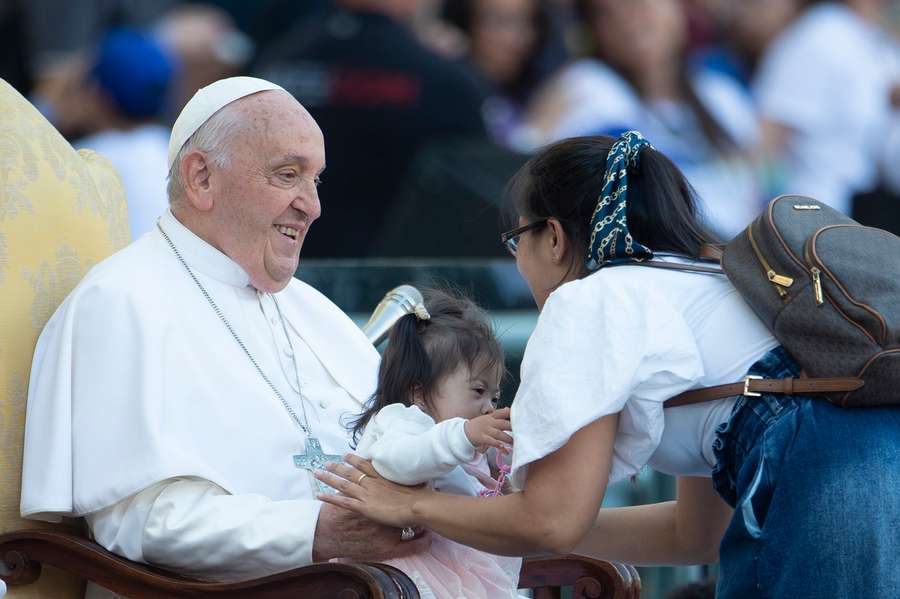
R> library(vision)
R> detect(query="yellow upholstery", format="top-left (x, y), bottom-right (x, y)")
top-left (0, 78), bottom-right (130, 598)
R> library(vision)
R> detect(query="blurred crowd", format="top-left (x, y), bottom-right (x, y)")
top-left (2, 0), bottom-right (899, 256)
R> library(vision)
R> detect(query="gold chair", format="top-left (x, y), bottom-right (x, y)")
top-left (0, 75), bottom-right (130, 599)
top-left (0, 78), bottom-right (639, 598)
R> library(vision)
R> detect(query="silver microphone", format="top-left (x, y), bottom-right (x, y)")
top-left (362, 285), bottom-right (426, 346)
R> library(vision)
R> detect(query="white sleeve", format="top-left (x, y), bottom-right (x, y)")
top-left (85, 477), bottom-right (322, 582)
top-left (509, 276), bottom-right (704, 489)
top-left (361, 404), bottom-right (477, 485)
top-left (547, 60), bottom-right (642, 141)
top-left (753, 13), bottom-right (853, 133)
top-left (694, 69), bottom-right (759, 148)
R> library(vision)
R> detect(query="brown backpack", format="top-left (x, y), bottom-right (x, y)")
top-left (655, 195), bottom-right (900, 408)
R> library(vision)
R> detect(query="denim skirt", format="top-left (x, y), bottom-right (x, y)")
top-left (711, 346), bottom-right (900, 599)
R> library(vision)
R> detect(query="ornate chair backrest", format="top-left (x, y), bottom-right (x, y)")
top-left (0, 78), bottom-right (130, 597)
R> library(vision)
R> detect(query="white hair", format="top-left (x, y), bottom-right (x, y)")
top-left (166, 102), bottom-right (247, 206)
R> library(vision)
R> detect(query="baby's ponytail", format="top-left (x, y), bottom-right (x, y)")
top-left (348, 313), bottom-right (431, 446)
top-left (347, 287), bottom-right (504, 447)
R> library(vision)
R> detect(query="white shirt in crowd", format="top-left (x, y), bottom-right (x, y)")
top-left (21, 209), bottom-right (380, 598)
top-left (75, 124), bottom-right (171, 240)
top-left (510, 257), bottom-right (778, 489)
top-left (525, 59), bottom-right (763, 238)
top-left (754, 2), bottom-right (900, 213)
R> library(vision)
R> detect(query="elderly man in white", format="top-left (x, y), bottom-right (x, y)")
top-left (20, 77), bottom-right (428, 598)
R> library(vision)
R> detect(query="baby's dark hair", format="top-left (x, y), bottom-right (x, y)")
top-left (348, 287), bottom-right (504, 446)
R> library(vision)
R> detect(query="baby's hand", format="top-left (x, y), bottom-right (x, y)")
top-left (464, 407), bottom-right (513, 454)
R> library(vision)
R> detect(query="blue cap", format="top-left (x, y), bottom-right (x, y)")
top-left (91, 28), bottom-right (175, 119)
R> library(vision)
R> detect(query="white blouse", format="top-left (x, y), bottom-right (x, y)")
top-left (531, 59), bottom-right (763, 238)
top-left (754, 3), bottom-right (900, 213)
top-left (510, 259), bottom-right (777, 489)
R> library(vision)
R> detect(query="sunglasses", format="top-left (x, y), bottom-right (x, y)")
top-left (500, 219), bottom-right (548, 256)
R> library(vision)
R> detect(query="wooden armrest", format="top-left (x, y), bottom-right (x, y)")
top-left (520, 554), bottom-right (641, 599)
top-left (0, 530), bottom-right (412, 598)
top-left (1, 530), bottom-right (640, 598)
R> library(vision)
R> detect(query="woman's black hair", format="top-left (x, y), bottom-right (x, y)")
top-left (440, 0), bottom-right (553, 105)
top-left (347, 287), bottom-right (505, 446)
top-left (505, 135), bottom-right (720, 278)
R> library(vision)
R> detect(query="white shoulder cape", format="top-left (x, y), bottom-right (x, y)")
top-left (21, 221), bottom-right (379, 520)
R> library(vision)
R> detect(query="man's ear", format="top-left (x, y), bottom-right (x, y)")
top-left (180, 151), bottom-right (214, 212)
top-left (546, 218), bottom-right (569, 265)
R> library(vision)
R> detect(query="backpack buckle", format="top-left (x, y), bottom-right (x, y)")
top-left (743, 375), bottom-right (763, 397)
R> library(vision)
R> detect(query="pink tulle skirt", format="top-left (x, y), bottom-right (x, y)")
top-left (385, 533), bottom-right (521, 599)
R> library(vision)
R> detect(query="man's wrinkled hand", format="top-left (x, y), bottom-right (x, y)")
top-left (312, 502), bottom-right (429, 562)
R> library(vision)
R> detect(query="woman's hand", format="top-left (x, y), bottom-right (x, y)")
top-left (315, 454), bottom-right (433, 528)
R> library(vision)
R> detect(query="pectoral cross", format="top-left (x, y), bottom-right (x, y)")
top-left (293, 437), bottom-right (344, 494)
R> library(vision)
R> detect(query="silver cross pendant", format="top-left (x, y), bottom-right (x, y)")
top-left (293, 437), bottom-right (344, 495)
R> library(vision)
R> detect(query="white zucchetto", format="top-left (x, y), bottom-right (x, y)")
top-left (167, 76), bottom-right (285, 169)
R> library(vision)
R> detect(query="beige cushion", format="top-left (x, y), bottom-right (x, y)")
top-left (0, 78), bottom-right (130, 598)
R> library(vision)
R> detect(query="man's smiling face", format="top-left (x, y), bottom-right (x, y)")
top-left (206, 91), bottom-right (325, 292)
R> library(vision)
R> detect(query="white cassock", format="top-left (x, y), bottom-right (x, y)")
top-left (21, 209), bottom-right (380, 597)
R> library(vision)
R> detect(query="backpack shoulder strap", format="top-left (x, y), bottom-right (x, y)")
top-left (698, 243), bottom-right (724, 262)
top-left (633, 260), bottom-right (725, 276)
top-left (628, 244), bottom-right (726, 277)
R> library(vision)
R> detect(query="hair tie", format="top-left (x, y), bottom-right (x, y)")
top-left (414, 303), bottom-right (431, 321)
top-left (585, 131), bottom-right (654, 271)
